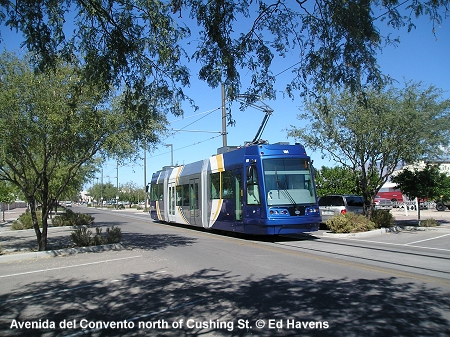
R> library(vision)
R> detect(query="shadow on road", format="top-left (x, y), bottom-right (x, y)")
top-left (1, 268), bottom-right (449, 336)
top-left (121, 232), bottom-right (197, 251)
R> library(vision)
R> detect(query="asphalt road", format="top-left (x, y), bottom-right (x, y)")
top-left (0, 206), bottom-right (449, 336)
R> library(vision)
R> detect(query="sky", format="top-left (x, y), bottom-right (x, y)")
top-left (1, 6), bottom-right (449, 190)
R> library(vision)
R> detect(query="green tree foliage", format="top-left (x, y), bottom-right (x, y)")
top-left (119, 181), bottom-right (147, 204)
top-left (0, 180), bottom-right (16, 221)
top-left (392, 163), bottom-right (450, 222)
top-left (392, 164), bottom-right (450, 201)
top-left (0, 180), bottom-right (16, 204)
top-left (315, 166), bottom-right (361, 197)
top-left (0, 0), bottom-right (448, 107)
top-left (88, 182), bottom-right (118, 205)
top-left (88, 181), bottom-right (147, 205)
top-left (0, 52), bottom-right (166, 250)
top-left (288, 83), bottom-right (450, 214)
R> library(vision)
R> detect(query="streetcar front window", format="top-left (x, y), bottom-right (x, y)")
top-left (263, 158), bottom-right (316, 205)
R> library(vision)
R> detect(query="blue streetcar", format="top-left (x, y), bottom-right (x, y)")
top-left (149, 143), bottom-right (321, 235)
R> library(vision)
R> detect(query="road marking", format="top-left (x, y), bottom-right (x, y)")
top-left (405, 233), bottom-right (450, 245)
top-left (0, 255), bottom-right (142, 279)
top-left (338, 237), bottom-right (450, 252)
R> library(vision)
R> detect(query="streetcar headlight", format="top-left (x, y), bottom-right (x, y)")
top-left (305, 206), bottom-right (320, 214)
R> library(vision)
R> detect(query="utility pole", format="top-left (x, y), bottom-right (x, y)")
top-left (143, 144), bottom-right (147, 212)
top-left (100, 168), bottom-right (103, 207)
top-left (116, 161), bottom-right (119, 209)
top-left (221, 83), bottom-right (227, 147)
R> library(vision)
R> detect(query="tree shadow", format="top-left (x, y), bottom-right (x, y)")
top-left (0, 234), bottom-right (38, 252)
top-left (121, 232), bottom-right (197, 251)
top-left (1, 268), bottom-right (449, 336)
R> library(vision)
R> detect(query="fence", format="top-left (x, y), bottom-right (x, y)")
top-left (392, 200), bottom-right (436, 211)
top-left (0, 201), bottom-right (27, 211)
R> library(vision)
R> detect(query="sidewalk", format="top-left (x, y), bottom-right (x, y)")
top-left (0, 207), bottom-right (26, 228)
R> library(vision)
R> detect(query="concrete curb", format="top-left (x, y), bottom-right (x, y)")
top-left (321, 228), bottom-right (389, 238)
top-left (0, 243), bottom-right (125, 263)
top-left (320, 223), bottom-right (447, 238)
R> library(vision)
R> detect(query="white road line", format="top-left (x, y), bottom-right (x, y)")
top-left (341, 237), bottom-right (450, 252)
top-left (405, 233), bottom-right (450, 245)
top-left (0, 255), bottom-right (142, 279)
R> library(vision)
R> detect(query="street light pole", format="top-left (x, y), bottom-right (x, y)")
top-left (116, 161), bottom-right (119, 209)
top-left (165, 144), bottom-right (173, 166)
top-left (143, 144), bottom-right (147, 212)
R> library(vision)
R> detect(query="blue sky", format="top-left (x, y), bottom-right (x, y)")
top-left (1, 10), bottom-right (449, 189)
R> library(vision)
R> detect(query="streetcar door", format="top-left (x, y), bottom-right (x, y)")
top-left (234, 171), bottom-right (243, 222)
top-left (245, 163), bottom-right (262, 221)
top-left (189, 178), bottom-right (200, 225)
top-left (168, 182), bottom-right (176, 222)
top-left (233, 170), bottom-right (244, 232)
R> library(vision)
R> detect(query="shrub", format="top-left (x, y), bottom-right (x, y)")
top-left (370, 209), bottom-right (395, 228)
top-left (11, 210), bottom-right (42, 230)
top-left (52, 209), bottom-right (94, 227)
top-left (421, 218), bottom-right (438, 227)
top-left (105, 226), bottom-right (122, 244)
top-left (326, 212), bottom-right (377, 233)
top-left (70, 227), bottom-right (93, 247)
top-left (70, 226), bottom-right (122, 247)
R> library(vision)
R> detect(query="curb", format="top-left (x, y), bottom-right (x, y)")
top-left (321, 228), bottom-right (388, 238)
top-left (0, 243), bottom-right (125, 263)
top-left (320, 223), bottom-right (448, 238)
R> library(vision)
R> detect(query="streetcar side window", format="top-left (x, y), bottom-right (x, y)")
top-left (176, 185), bottom-right (183, 206)
top-left (150, 183), bottom-right (163, 201)
top-left (222, 171), bottom-right (234, 199)
top-left (175, 185), bottom-right (190, 206)
top-left (182, 185), bottom-right (190, 206)
top-left (210, 173), bottom-right (221, 199)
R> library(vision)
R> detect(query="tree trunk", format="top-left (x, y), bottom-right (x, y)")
top-left (29, 201), bottom-right (43, 250)
top-left (39, 203), bottom-right (50, 251)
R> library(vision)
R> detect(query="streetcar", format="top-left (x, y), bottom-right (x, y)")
top-left (149, 142), bottom-right (321, 235)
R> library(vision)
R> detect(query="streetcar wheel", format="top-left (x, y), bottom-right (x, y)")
top-left (436, 202), bottom-right (446, 212)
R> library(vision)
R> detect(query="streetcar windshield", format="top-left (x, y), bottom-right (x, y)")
top-left (263, 158), bottom-right (316, 206)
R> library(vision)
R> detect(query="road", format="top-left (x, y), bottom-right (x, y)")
top-left (1, 206), bottom-right (449, 336)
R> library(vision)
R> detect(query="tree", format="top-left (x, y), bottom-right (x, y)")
top-left (0, 0), bottom-right (448, 110)
top-left (391, 163), bottom-right (450, 223)
top-left (288, 83), bottom-right (450, 217)
top-left (315, 166), bottom-right (361, 197)
top-left (119, 181), bottom-right (146, 205)
top-left (88, 182), bottom-right (119, 205)
top-left (0, 52), bottom-right (166, 250)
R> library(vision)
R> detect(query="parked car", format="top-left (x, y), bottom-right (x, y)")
top-left (318, 195), bottom-right (365, 223)
top-left (65, 201), bottom-right (72, 207)
top-left (373, 196), bottom-right (392, 211)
